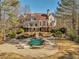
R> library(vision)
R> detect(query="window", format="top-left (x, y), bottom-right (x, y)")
top-left (43, 21), bottom-right (46, 26)
top-left (35, 23), bottom-right (38, 26)
top-left (29, 23), bottom-right (33, 26)
top-left (40, 22), bottom-right (41, 26)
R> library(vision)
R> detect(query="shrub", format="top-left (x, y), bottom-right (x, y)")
top-left (8, 31), bottom-right (16, 38)
top-left (20, 26), bottom-right (26, 31)
top-left (51, 28), bottom-right (66, 34)
top-left (55, 31), bottom-right (62, 37)
top-left (75, 36), bottom-right (79, 43)
top-left (67, 29), bottom-right (76, 41)
top-left (51, 28), bottom-right (63, 37)
top-left (67, 29), bottom-right (79, 43)
top-left (69, 34), bottom-right (76, 41)
top-left (50, 28), bottom-right (60, 33)
top-left (16, 35), bottom-right (27, 39)
top-left (59, 27), bottom-right (67, 34)
top-left (17, 28), bottom-right (24, 34)
top-left (50, 29), bottom-right (55, 33)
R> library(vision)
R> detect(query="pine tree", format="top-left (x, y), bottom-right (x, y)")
top-left (0, 0), bottom-right (19, 40)
top-left (56, 0), bottom-right (79, 35)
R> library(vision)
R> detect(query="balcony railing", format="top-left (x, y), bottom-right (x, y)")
top-left (23, 20), bottom-right (54, 28)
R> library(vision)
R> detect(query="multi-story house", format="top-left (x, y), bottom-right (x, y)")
top-left (19, 10), bottom-right (56, 32)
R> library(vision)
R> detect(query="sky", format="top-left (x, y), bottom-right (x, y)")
top-left (19, 0), bottom-right (60, 13)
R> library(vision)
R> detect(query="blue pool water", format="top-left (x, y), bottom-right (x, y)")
top-left (28, 38), bottom-right (44, 46)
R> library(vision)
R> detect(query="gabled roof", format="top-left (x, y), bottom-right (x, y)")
top-left (31, 13), bottom-right (48, 20)
top-left (19, 13), bottom-right (48, 21)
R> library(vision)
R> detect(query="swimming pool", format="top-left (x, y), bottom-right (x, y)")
top-left (28, 38), bottom-right (44, 46)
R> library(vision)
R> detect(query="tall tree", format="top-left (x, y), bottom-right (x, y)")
top-left (56, 0), bottom-right (79, 35)
top-left (0, 0), bottom-right (19, 40)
